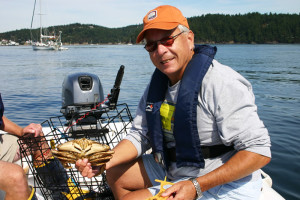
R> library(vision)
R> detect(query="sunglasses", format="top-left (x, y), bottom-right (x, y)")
top-left (144, 31), bottom-right (185, 52)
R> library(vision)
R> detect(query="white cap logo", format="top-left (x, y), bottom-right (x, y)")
top-left (147, 10), bottom-right (157, 20)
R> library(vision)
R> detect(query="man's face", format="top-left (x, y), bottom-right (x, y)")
top-left (145, 28), bottom-right (194, 85)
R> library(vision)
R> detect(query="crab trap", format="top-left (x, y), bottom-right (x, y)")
top-left (18, 102), bottom-right (133, 200)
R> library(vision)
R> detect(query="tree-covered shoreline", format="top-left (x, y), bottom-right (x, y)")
top-left (1, 12), bottom-right (299, 45)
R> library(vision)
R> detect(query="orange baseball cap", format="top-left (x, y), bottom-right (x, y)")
top-left (136, 5), bottom-right (189, 43)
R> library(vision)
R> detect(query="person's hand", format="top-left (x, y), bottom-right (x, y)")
top-left (161, 180), bottom-right (196, 200)
top-left (22, 123), bottom-right (43, 137)
top-left (75, 158), bottom-right (103, 178)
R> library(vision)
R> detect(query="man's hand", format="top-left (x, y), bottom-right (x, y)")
top-left (75, 158), bottom-right (103, 178)
top-left (161, 180), bottom-right (196, 200)
top-left (22, 123), bottom-right (43, 137)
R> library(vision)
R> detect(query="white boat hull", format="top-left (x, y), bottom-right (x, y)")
top-left (32, 44), bottom-right (57, 51)
top-left (260, 170), bottom-right (285, 200)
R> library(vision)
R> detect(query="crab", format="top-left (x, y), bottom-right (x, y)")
top-left (51, 138), bottom-right (114, 170)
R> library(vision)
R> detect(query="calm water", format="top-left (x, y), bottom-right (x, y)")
top-left (0, 44), bottom-right (299, 200)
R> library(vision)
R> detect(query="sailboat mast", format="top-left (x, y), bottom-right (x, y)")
top-left (39, 0), bottom-right (42, 43)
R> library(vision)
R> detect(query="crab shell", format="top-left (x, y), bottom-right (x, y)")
top-left (51, 138), bottom-right (114, 169)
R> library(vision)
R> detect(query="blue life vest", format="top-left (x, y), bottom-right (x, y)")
top-left (0, 94), bottom-right (4, 127)
top-left (145, 45), bottom-right (217, 168)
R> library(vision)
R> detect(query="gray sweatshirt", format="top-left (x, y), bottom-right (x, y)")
top-left (125, 59), bottom-right (271, 181)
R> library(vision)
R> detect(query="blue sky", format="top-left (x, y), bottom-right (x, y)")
top-left (0, 0), bottom-right (299, 33)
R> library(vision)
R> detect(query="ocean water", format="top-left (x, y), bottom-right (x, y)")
top-left (0, 44), bottom-right (299, 199)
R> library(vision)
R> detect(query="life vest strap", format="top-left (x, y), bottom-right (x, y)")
top-left (167, 145), bottom-right (234, 162)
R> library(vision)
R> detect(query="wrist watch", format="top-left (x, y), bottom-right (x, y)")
top-left (189, 178), bottom-right (203, 199)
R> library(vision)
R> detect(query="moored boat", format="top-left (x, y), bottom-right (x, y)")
top-left (32, 41), bottom-right (57, 50)
top-left (30, 0), bottom-right (67, 51)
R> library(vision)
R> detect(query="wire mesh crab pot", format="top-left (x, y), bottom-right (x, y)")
top-left (18, 103), bottom-right (133, 200)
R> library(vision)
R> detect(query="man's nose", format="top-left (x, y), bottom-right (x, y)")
top-left (156, 42), bottom-right (168, 54)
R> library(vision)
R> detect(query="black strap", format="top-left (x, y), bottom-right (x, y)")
top-left (201, 145), bottom-right (234, 159)
top-left (167, 145), bottom-right (234, 162)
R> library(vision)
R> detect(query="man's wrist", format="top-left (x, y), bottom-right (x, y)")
top-left (189, 177), bottom-right (203, 199)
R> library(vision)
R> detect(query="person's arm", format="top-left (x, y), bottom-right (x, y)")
top-left (198, 150), bottom-right (270, 191)
top-left (1, 116), bottom-right (42, 137)
top-left (76, 139), bottom-right (138, 178)
top-left (162, 150), bottom-right (270, 200)
top-left (1, 116), bottom-right (23, 136)
top-left (106, 139), bottom-right (138, 169)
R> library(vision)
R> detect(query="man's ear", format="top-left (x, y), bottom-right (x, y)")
top-left (187, 30), bottom-right (195, 50)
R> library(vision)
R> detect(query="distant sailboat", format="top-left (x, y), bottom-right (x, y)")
top-left (57, 31), bottom-right (68, 50)
top-left (30, 0), bottom-right (67, 51)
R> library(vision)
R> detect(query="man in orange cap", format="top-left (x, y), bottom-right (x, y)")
top-left (76, 5), bottom-right (271, 200)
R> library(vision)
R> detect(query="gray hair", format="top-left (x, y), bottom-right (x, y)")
top-left (178, 24), bottom-right (194, 50)
top-left (178, 24), bottom-right (190, 33)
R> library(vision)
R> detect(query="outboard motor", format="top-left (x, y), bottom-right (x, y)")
top-left (60, 72), bottom-right (105, 120)
top-left (60, 65), bottom-right (125, 123)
